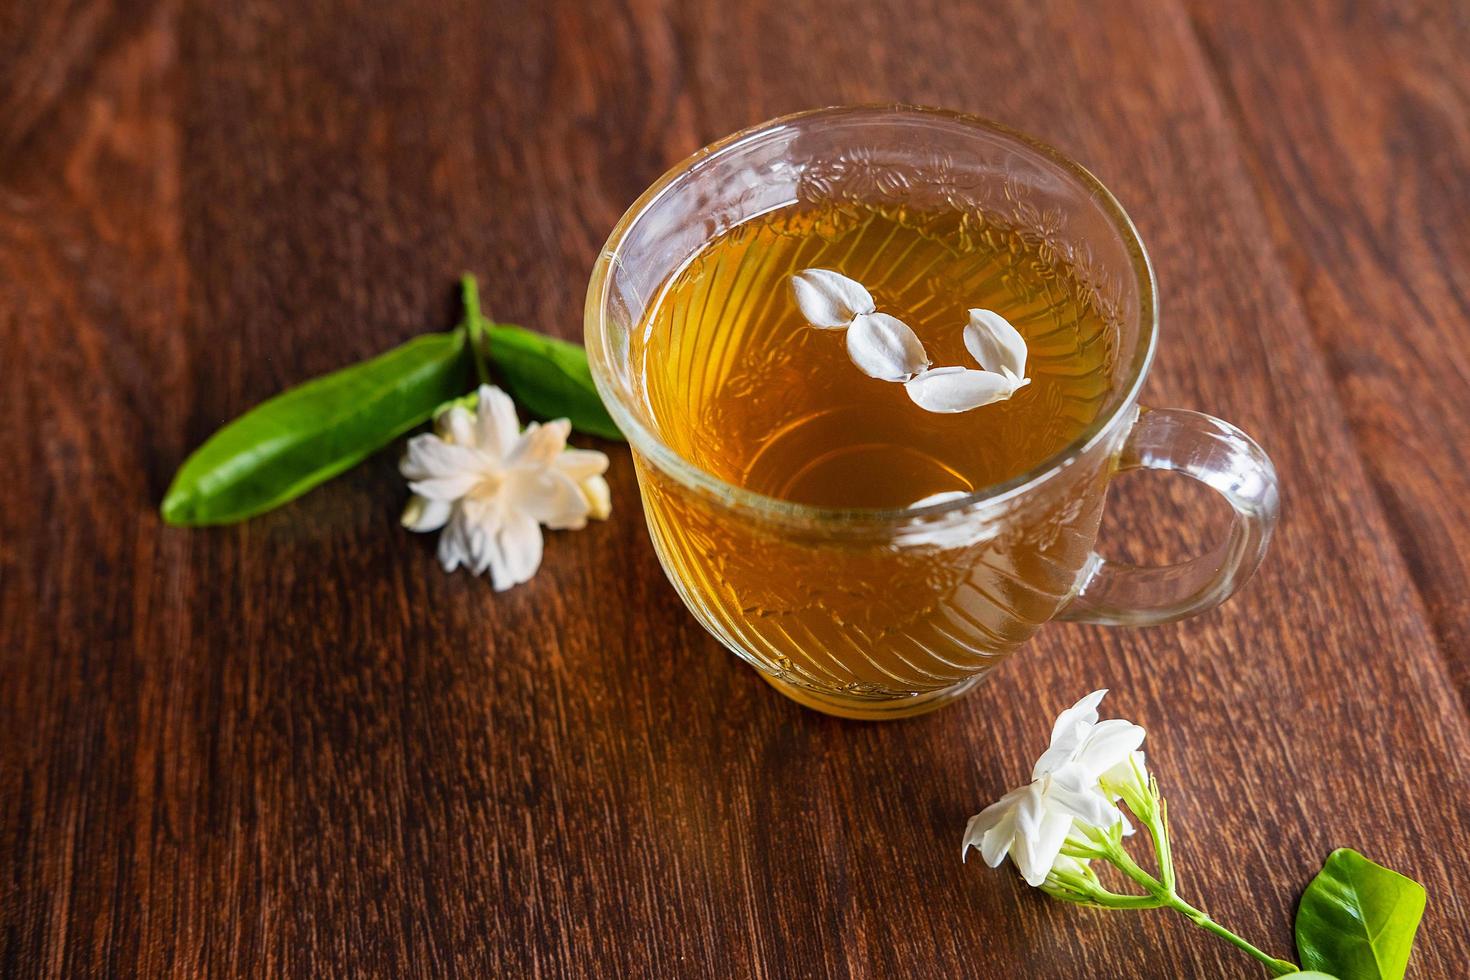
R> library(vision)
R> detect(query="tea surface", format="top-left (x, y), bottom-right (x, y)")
top-left (633, 201), bottom-right (1116, 508)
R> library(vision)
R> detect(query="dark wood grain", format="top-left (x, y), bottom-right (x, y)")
top-left (3, 0), bottom-right (1468, 977)
top-left (1185, 0), bottom-right (1470, 704)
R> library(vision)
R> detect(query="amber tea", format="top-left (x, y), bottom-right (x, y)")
top-left (591, 107), bottom-right (1278, 720)
top-left (634, 203), bottom-right (1113, 506)
top-left (627, 199), bottom-right (1119, 714)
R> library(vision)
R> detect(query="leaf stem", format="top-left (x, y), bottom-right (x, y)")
top-left (1160, 894), bottom-right (1299, 978)
top-left (460, 273), bottom-right (491, 385)
top-left (1096, 821), bottom-right (1299, 977)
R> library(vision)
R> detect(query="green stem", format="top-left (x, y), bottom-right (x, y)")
top-left (460, 273), bottom-right (491, 385)
top-left (1161, 894), bottom-right (1299, 978)
top-left (1097, 833), bottom-right (1297, 976)
top-left (1151, 795), bottom-right (1176, 892)
top-left (1087, 893), bottom-right (1165, 910)
top-left (1102, 836), bottom-right (1162, 892)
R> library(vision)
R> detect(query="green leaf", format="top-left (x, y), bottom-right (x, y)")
top-left (1289, 974), bottom-right (1342, 978)
top-left (1295, 849), bottom-right (1426, 980)
top-left (456, 272), bottom-right (621, 441)
top-left (483, 323), bottom-right (623, 440)
top-left (161, 330), bottom-right (472, 525)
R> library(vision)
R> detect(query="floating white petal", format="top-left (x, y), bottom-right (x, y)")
top-left (845, 312), bottom-right (929, 381)
top-left (964, 308), bottom-right (1029, 379)
top-left (790, 268), bottom-right (876, 328)
top-left (1000, 366), bottom-right (1031, 393)
top-left (904, 366), bottom-right (1017, 413)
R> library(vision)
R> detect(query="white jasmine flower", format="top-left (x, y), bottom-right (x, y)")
top-left (963, 691), bottom-right (1146, 886)
top-left (960, 690), bottom-right (1306, 976)
top-left (1032, 689), bottom-right (1146, 787)
top-left (790, 268), bottom-right (875, 327)
top-left (962, 772), bottom-right (1120, 886)
top-left (846, 312), bottom-right (929, 381)
top-left (399, 384), bottom-right (610, 590)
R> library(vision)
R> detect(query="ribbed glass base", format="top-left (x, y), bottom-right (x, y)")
top-left (757, 670), bottom-right (990, 720)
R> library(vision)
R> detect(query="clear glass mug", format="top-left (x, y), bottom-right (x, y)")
top-left (585, 106), bottom-right (1279, 720)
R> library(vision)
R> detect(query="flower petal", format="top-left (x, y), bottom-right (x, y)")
top-left (790, 268), bottom-right (875, 328)
top-left (578, 474), bottom-right (612, 520)
top-left (1044, 772), bottom-right (1121, 830)
top-left (979, 815), bottom-right (1020, 868)
top-left (963, 784), bottom-right (1030, 865)
top-left (408, 472), bottom-right (486, 501)
top-left (475, 385), bottom-right (521, 459)
top-left (964, 308), bottom-right (1028, 378)
top-left (399, 434), bottom-right (490, 499)
top-left (1071, 719), bottom-right (1146, 781)
top-left (436, 510), bottom-right (475, 572)
top-left (1033, 689), bottom-right (1109, 779)
top-left (1013, 808), bottom-right (1074, 887)
top-left (1031, 743), bottom-right (1077, 781)
top-left (845, 312), bottom-right (929, 381)
top-left (435, 405), bottom-right (478, 447)
top-left (507, 419), bottom-right (572, 467)
top-left (401, 433), bottom-right (486, 482)
top-left (904, 366), bottom-right (1015, 413)
top-left (1052, 690), bottom-right (1107, 741)
top-left (491, 510), bottom-right (543, 591)
top-left (1013, 779), bottom-right (1049, 842)
top-left (507, 467), bottom-right (591, 530)
top-left (401, 495), bottom-right (452, 532)
top-left (455, 495), bottom-right (504, 575)
top-left (554, 447), bottom-right (610, 482)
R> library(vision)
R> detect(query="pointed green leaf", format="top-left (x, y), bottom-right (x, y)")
top-left (483, 323), bottom-right (623, 441)
top-left (1295, 849), bottom-right (1426, 980)
top-left (456, 273), bottom-right (621, 441)
top-left (161, 330), bottom-right (472, 525)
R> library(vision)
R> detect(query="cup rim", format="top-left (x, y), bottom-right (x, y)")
top-left (585, 104), bottom-right (1158, 524)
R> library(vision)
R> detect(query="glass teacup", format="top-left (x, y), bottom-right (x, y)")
top-left (586, 106), bottom-right (1278, 720)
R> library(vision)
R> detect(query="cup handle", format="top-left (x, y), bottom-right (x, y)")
top-left (1058, 406), bottom-right (1280, 627)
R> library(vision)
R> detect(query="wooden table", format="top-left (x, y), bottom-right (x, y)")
top-left (4, 1), bottom-right (1468, 976)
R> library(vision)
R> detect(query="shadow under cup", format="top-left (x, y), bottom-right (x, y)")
top-left (585, 106), bottom-right (1278, 720)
